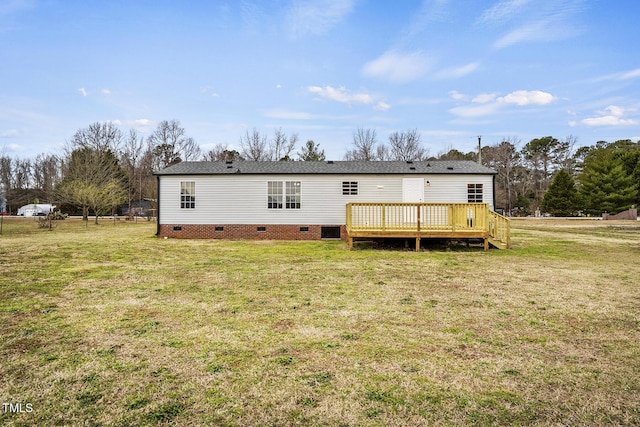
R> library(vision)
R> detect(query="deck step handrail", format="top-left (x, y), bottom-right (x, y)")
top-left (488, 209), bottom-right (511, 249)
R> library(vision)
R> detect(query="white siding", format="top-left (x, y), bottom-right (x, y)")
top-left (159, 174), bottom-right (494, 225)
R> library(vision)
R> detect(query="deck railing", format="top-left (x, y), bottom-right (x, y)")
top-left (347, 202), bottom-right (489, 231)
top-left (488, 209), bottom-right (510, 248)
top-left (346, 202), bottom-right (510, 249)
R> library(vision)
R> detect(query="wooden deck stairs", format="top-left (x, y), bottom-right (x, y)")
top-left (346, 202), bottom-right (510, 251)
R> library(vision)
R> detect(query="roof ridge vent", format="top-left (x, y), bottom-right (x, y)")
top-left (225, 160), bottom-right (233, 164)
top-left (327, 160), bottom-right (334, 164)
top-left (406, 160), bottom-right (414, 164)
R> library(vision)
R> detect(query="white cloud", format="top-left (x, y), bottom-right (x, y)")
top-left (306, 85), bottom-right (390, 111)
top-left (132, 119), bottom-right (153, 127)
top-left (0, 129), bottom-right (20, 138)
top-left (472, 93), bottom-right (498, 104)
top-left (435, 62), bottom-right (479, 79)
top-left (477, 0), bottom-right (533, 24)
top-left (620, 68), bottom-right (640, 80)
top-left (374, 101), bottom-right (390, 111)
top-left (362, 50), bottom-right (432, 83)
top-left (78, 88), bottom-right (88, 97)
top-left (581, 105), bottom-right (638, 127)
top-left (482, 0), bottom-right (585, 49)
top-left (449, 89), bottom-right (555, 118)
top-left (449, 90), bottom-right (467, 101)
top-left (497, 90), bottom-right (555, 106)
top-left (101, 89), bottom-right (111, 95)
top-left (287, 0), bottom-right (356, 38)
top-left (200, 86), bottom-right (220, 97)
top-left (587, 68), bottom-right (640, 84)
top-left (308, 85), bottom-right (373, 105)
top-left (108, 119), bottom-right (154, 132)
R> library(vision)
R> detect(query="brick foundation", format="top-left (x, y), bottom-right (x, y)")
top-left (158, 224), bottom-right (347, 240)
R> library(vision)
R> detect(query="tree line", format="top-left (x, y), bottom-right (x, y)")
top-left (0, 121), bottom-right (638, 219)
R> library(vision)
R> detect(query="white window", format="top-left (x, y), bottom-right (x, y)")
top-left (285, 181), bottom-right (301, 209)
top-left (267, 181), bottom-right (283, 209)
top-left (268, 181), bottom-right (301, 209)
top-left (180, 181), bottom-right (195, 209)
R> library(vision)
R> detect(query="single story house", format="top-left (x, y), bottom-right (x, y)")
top-left (154, 160), bottom-right (510, 249)
top-left (16, 203), bottom-right (54, 217)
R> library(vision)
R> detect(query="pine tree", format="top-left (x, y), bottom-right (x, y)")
top-left (579, 149), bottom-right (637, 215)
top-left (297, 140), bottom-right (326, 161)
top-left (542, 169), bottom-right (578, 216)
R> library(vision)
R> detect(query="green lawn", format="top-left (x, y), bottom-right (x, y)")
top-left (1, 217), bottom-right (639, 426)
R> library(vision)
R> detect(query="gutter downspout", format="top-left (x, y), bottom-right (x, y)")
top-left (492, 174), bottom-right (497, 212)
top-left (156, 175), bottom-right (160, 237)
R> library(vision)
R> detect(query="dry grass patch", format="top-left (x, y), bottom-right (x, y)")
top-left (1, 217), bottom-right (639, 426)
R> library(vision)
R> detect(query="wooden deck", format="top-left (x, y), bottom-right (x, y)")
top-left (346, 202), bottom-right (510, 251)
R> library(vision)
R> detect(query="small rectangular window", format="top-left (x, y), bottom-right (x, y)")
top-left (257, 226), bottom-right (266, 232)
top-left (180, 181), bottom-right (196, 209)
top-left (215, 226), bottom-right (224, 232)
top-left (267, 181), bottom-right (283, 209)
top-left (342, 181), bottom-right (358, 195)
top-left (467, 184), bottom-right (483, 203)
top-left (286, 181), bottom-right (301, 209)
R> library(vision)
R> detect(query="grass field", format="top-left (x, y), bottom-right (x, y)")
top-left (1, 217), bottom-right (639, 426)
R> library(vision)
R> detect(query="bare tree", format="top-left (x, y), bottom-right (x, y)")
top-left (69, 121), bottom-right (123, 152)
top-left (376, 144), bottom-right (390, 161)
top-left (148, 120), bottom-right (201, 169)
top-left (120, 129), bottom-right (146, 212)
top-left (344, 128), bottom-right (378, 161)
top-left (388, 129), bottom-right (427, 161)
top-left (240, 128), bottom-right (299, 161)
top-left (203, 144), bottom-right (243, 162)
top-left (271, 128), bottom-right (298, 161)
top-left (32, 154), bottom-right (61, 203)
top-left (240, 128), bottom-right (270, 161)
top-left (483, 138), bottom-right (521, 214)
top-left (555, 134), bottom-right (578, 173)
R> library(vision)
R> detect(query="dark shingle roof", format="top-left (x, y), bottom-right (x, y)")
top-left (154, 160), bottom-right (496, 176)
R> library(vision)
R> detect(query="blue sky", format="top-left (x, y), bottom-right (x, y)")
top-left (1, 0), bottom-right (639, 160)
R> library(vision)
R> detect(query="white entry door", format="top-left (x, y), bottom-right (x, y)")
top-left (402, 178), bottom-right (424, 202)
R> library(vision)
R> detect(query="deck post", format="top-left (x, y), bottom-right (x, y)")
top-left (416, 204), bottom-right (421, 251)
top-left (381, 204), bottom-right (386, 231)
top-left (449, 205), bottom-right (455, 232)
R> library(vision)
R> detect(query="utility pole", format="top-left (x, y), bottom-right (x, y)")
top-left (477, 136), bottom-right (482, 165)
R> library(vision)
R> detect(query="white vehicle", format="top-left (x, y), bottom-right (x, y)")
top-left (16, 204), bottom-right (54, 217)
